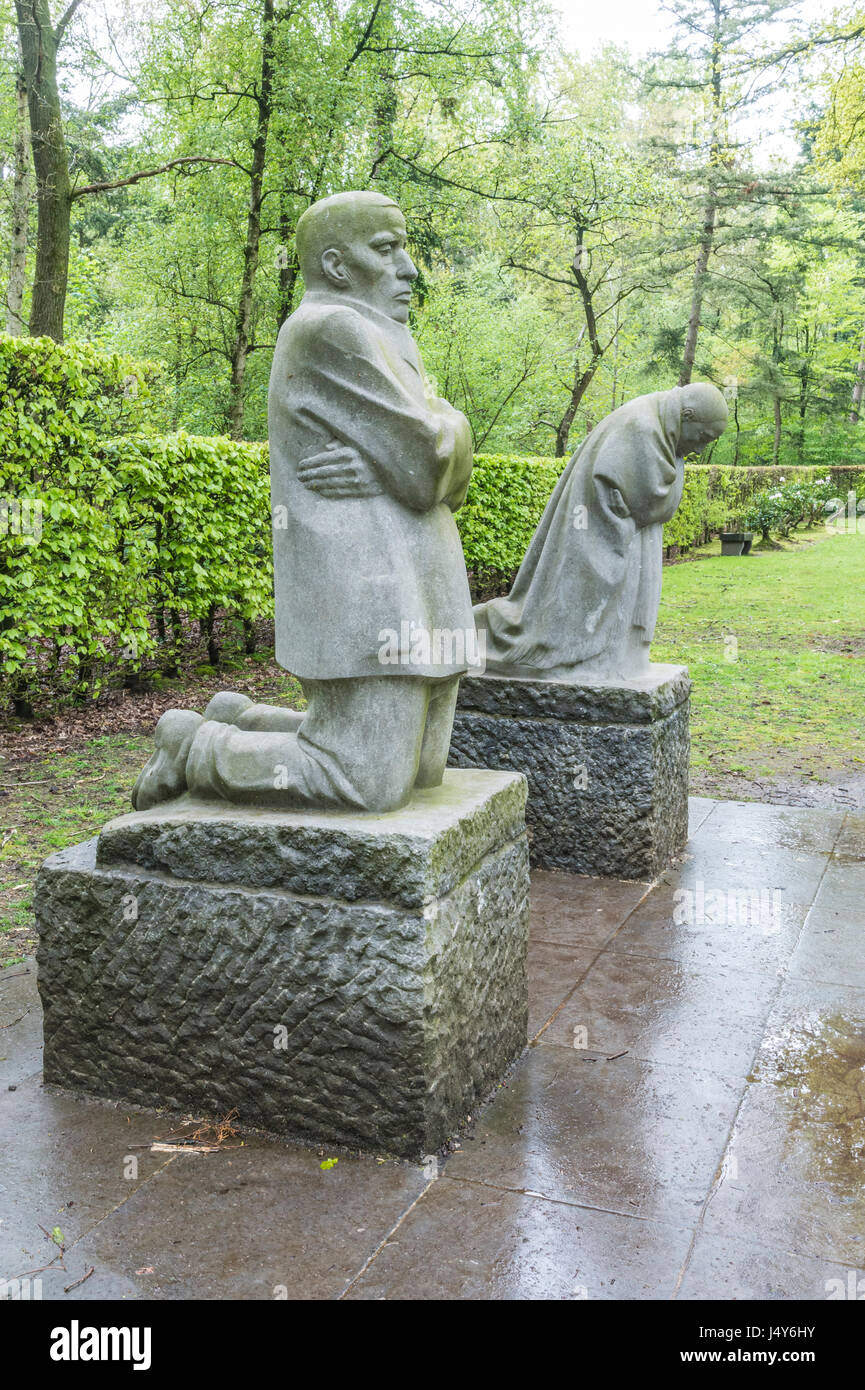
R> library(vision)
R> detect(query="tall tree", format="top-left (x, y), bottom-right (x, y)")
top-left (647, 0), bottom-right (807, 386)
top-left (14, 0), bottom-right (238, 340)
top-left (14, 0), bottom-right (75, 339)
top-left (4, 37), bottom-right (29, 333)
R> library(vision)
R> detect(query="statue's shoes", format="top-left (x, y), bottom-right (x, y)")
top-left (131, 709), bottom-right (204, 811)
top-left (203, 691), bottom-right (254, 724)
top-left (203, 689), bottom-right (304, 734)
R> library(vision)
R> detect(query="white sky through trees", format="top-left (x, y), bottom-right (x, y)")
top-left (555, 0), bottom-right (841, 163)
top-left (556, 0), bottom-right (836, 59)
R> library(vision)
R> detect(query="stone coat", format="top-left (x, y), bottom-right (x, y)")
top-left (268, 290), bottom-right (475, 681)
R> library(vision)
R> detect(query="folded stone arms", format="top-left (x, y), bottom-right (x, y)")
top-left (293, 306), bottom-right (473, 513)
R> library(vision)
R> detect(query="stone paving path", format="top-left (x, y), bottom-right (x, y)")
top-left (1, 798), bottom-right (863, 1301)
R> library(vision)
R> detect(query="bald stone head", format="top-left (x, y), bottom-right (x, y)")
top-left (296, 191), bottom-right (418, 324)
top-left (677, 382), bottom-right (728, 455)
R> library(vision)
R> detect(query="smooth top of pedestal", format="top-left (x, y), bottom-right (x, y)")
top-left (96, 767), bottom-right (527, 908)
top-left (457, 663), bottom-right (691, 723)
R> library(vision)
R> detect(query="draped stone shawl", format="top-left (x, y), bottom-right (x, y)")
top-left (474, 388), bottom-right (686, 678)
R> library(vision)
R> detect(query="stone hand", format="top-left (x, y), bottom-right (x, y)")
top-left (297, 441), bottom-right (381, 498)
top-left (607, 486), bottom-right (631, 520)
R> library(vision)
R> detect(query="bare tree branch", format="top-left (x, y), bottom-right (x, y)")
top-left (70, 155), bottom-right (240, 199)
top-left (54, 0), bottom-right (84, 44)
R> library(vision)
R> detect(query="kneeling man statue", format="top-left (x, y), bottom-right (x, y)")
top-left (133, 190), bottom-right (477, 813)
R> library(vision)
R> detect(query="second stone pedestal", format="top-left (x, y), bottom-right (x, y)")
top-left (449, 664), bottom-right (690, 880)
top-left (35, 769), bottom-right (529, 1159)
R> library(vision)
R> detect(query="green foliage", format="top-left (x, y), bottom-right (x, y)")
top-left (744, 475), bottom-right (865, 539)
top-left (456, 453), bottom-right (567, 585)
top-left (663, 465), bottom-right (865, 549)
top-left (103, 433), bottom-right (273, 631)
top-left (0, 334), bottom-right (163, 466)
top-left (3, 335), bottom-right (863, 715)
top-left (0, 336), bottom-right (163, 711)
top-left (458, 454), bottom-right (865, 587)
top-left (0, 335), bottom-right (270, 713)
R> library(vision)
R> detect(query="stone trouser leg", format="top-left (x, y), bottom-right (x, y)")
top-left (186, 674), bottom-right (460, 812)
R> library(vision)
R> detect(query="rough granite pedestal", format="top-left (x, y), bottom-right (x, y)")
top-left (35, 769), bottom-right (529, 1160)
top-left (448, 664), bottom-right (690, 880)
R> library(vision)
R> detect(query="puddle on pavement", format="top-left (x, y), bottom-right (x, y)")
top-left (750, 1011), bottom-right (865, 1195)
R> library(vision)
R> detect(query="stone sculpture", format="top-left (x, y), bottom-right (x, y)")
top-left (473, 383), bottom-right (729, 682)
top-left (40, 192), bottom-right (530, 1158)
top-left (132, 191), bottom-right (477, 814)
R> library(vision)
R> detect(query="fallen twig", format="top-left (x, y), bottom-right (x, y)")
top-left (150, 1142), bottom-right (219, 1155)
top-left (0, 1007), bottom-right (30, 1028)
top-left (64, 1266), bottom-right (95, 1293)
top-left (2, 771), bottom-right (109, 788)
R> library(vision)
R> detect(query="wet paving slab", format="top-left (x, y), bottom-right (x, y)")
top-left (526, 941), bottom-right (597, 1038)
top-left (539, 954), bottom-right (778, 1079)
top-left (442, 1046), bottom-right (742, 1224)
top-left (700, 977), bottom-right (865, 1268)
top-left (1, 796), bottom-right (863, 1299)
top-left (343, 1176), bottom-right (694, 1300)
top-left (694, 801), bottom-right (845, 855)
top-left (661, 836), bottom-right (831, 905)
top-left (0, 1074), bottom-right (184, 1292)
top-left (676, 1230), bottom-right (865, 1301)
top-left (605, 881), bottom-right (810, 978)
top-left (788, 904), bottom-right (865, 990)
top-left (830, 811), bottom-right (865, 862)
top-left (811, 860), bottom-right (865, 915)
top-left (0, 963), bottom-right (43, 1088)
top-left (49, 1136), bottom-right (430, 1301)
top-left (529, 871), bottom-right (652, 949)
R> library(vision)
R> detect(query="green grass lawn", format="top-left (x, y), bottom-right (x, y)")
top-left (2, 525), bottom-right (863, 965)
top-left (653, 527), bottom-right (865, 789)
top-left (0, 734), bottom-right (150, 966)
top-left (0, 670), bottom-right (305, 967)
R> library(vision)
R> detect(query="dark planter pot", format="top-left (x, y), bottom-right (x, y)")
top-left (721, 531), bottom-right (745, 556)
top-left (741, 532), bottom-right (754, 555)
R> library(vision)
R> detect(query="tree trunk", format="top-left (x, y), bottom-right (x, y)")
top-left (679, 192), bottom-right (717, 387)
top-left (553, 238), bottom-right (604, 456)
top-left (798, 365), bottom-right (809, 459)
top-left (772, 396), bottom-right (782, 466)
top-left (555, 357), bottom-right (582, 457)
top-left (203, 605), bottom-right (220, 668)
top-left (5, 63), bottom-right (31, 334)
top-left (276, 191), bottom-right (299, 330)
top-left (227, 0), bottom-right (275, 440)
top-left (679, 0), bottom-right (722, 388)
top-left (15, 0), bottom-right (72, 342)
top-left (849, 318), bottom-right (865, 423)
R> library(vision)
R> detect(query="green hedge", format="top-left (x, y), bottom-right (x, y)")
top-left (3, 336), bottom-right (865, 716)
top-left (2, 431), bottom-right (272, 715)
top-left (458, 454), bottom-right (567, 590)
top-left (462, 455), bottom-right (865, 585)
top-left (1, 336), bottom-right (271, 715)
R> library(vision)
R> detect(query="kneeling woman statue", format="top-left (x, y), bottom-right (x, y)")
top-left (473, 383), bottom-right (728, 682)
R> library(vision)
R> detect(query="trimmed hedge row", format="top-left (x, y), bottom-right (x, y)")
top-left (3, 338), bottom-right (865, 716)
top-left (2, 432), bottom-right (272, 715)
top-left (462, 455), bottom-right (865, 588)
